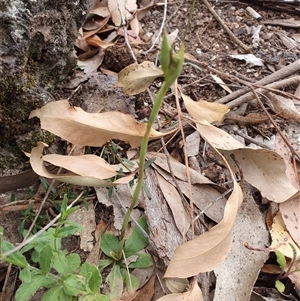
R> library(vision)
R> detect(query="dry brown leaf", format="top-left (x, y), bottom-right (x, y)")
top-left (130, 15), bottom-right (140, 36)
top-left (210, 74), bottom-right (232, 94)
top-left (156, 172), bottom-right (191, 236)
top-left (270, 212), bottom-right (300, 260)
top-left (29, 142), bottom-right (134, 187)
top-left (77, 49), bottom-right (105, 74)
top-left (90, 5), bottom-right (111, 17)
top-left (157, 279), bottom-right (203, 301)
top-left (117, 28), bottom-right (141, 44)
top-left (186, 131), bottom-right (200, 157)
top-left (268, 92), bottom-right (300, 123)
top-left (82, 14), bottom-right (110, 31)
top-left (152, 160), bottom-right (225, 223)
top-left (163, 173), bottom-right (243, 278)
top-left (149, 152), bottom-right (213, 185)
top-left (29, 100), bottom-right (166, 148)
top-left (116, 61), bottom-right (164, 95)
top-left (214, 184), bottom-right (269, 301)
top-left (132, 275), bottom-right (155, 301)
top-left (108, 0), bottom-right (137, 26)
top-left (182, 93), bottom-right (229, 125)
top-left (44, 154), bottom-right (117, 179)
top-left (68, 203), bottom-right (96, 252)
top-left (275, 133), bottom-right (300, 247)
top-left (183, 95), bottom-right (299, 203)
top-left (86, 34), bottom-right (116, 48)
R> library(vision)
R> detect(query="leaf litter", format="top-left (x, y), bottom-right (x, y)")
top-left (7, 1), bottom-right (300, 300)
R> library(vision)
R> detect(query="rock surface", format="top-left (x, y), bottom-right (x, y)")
top-left (0, 0), bottom-right (96, 173)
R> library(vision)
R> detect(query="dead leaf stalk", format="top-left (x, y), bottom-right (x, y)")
top-left (175, 82), bottom-right (195, 238)
top-left (201, 0), bottom-right (251, 53)
top-left (193, 188), bottom-right (233, 223)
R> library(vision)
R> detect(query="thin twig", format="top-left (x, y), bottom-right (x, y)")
top-left (146, 88), bottom-right (187, 212)
top-left (1, 191), bottom-right (84, 259)
top-left (249, 86), bottom-right (300, 161)
top-left (143, 0), bottom-right (167, 54)
top-left (115, 0), bottom-right (137, 62)
top-left (202, 0), bottom-right (251, 53)
top-left (113, 190), bottom-right (149, 239)
top-left (175, 82), bottom-right (195, 238)
top-left (193, 188), bottom-right (233, 223)
top-left (216, 59), bottom-right (300, 104)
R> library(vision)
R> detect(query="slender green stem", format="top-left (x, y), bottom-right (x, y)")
top-left (117, 38), bottom-right (184, 258)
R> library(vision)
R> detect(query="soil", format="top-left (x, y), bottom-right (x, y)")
top-left (1, 0), bottom-right (300, 300)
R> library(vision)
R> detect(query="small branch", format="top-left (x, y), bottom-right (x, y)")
top-left (143, 0), bottom-right (167, 54)
top-left (202, 0), bottom-right (251, 53)
top-left (216, 59), bottom-right (300, 104)
top-left (116, 0), bottom-right (137, 62)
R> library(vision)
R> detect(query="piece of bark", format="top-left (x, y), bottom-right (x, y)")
top-left (144, 167), bottom-right (184, 266)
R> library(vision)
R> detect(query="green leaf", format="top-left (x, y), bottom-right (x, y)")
top-left (275, 250), bottom-right (286, 271)
top-left (98, 258), bottom-right (114, 271)
top-left (2, 241), bottom-right (28, 268)
top-left (275, 280), bottom-right (285, 293)
top-left (144, 157), bottom-right (156, 170)
top-left (124, 215), bottom-right (149, 257)
top-left (62, 274), bottom-right (86, 296)
top-left (128, 253), bottom-right (153, 269)
top-left (100, 233), bottom-right (120, 258)
top-left (55, 224), bottom-right (81, 238)
top-left (59, 290), bottom-right (76, 301)
top-left (52, 250), bottom-right (68, 274)
top-left (15, 273), bottom-right (46, 301)
top-left (80, 262), bottom-right (102, 293)
top-left (79, 293), bottom-right (110, 301)
top-left (121, 269), bottom-right (139, 293)
top-left (19, 266), bottom-right (32, 283)
top-left (160, 31), bottom-right (172, 76)
top-left (41, 286), bottom-right (63, 301)
top-left (66, 253), bottom-right (81, 274)
top-left (107, 264), bottom-right (123, 300)
top-left (60, 194), bottom-right (69, 221)
top-left (40, 245), bottom-right (53, 273)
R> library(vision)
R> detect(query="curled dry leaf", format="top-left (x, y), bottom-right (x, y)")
top-left (275, 132), bottom-right (300, 247)
top-left (182, 93), bottom-right (229, 125)
top-left (116, 61), bottom-right (164, 95)
top-left (29, 142), bottom-right (134, 187)
top-left (163, 170), bottom-right (243, 279)
top-left (156, 172), bottom-right (191, 237)
top-left (268, 92), bottom-right (300, 123)
top-left (157, 278), bottom-right (203, 301)
top-left (29, 100), bottom-right (166, 148)
top-left (183, 95), bottom-right (299, 203)
top-left (86, 34), bottom-right (116, 48)
top-left (214, 184), bottom-right (269, 301)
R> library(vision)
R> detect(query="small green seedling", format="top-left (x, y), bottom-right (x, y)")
top-left (0, 195), bottom-right (109, 301)
top-left (99, 215), bottom-right (153, 300)
top-left (275, 243), bottom-right (300, 294)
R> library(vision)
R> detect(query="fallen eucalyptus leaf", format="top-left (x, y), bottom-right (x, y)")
top-left (29, 100), bottom-right (166, 148)
top-left (116, 61), bottom-right (164, 95)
